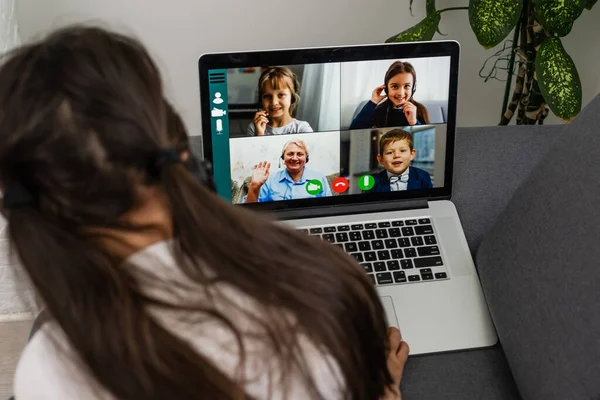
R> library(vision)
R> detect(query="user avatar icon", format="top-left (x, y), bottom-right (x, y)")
top-left (213, 92), bottom-right (224, 104)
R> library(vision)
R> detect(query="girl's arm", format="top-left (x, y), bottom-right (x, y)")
top-left (349, 101), bottom-right (377, 130)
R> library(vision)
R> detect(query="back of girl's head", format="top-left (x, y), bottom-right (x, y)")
top-left (0, 25), bottom-right (169, 227)
top-left (257, 66), bottom-right (301, 115)
top-left (0, 25), bottom-right (393, 400)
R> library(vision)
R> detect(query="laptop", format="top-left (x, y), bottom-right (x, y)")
top-left (198, 41), bottom-right (497, 355)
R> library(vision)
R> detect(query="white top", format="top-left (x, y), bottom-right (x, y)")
top-left (247, 118), bottom-right (313, 136)
top-left (13, 240), bottom-right (344, 399)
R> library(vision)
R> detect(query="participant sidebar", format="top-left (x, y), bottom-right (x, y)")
top-left (208, 70), bottom-right (230, 138)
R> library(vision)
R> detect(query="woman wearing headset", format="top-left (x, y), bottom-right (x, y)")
top-left (243, 139), bottom-right (332, 203)
top-left (349, 61), bottom-right (431, 129)
top-left (2, 25), bottom-right (409, 400)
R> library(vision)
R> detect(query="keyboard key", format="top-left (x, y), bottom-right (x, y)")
top-left (363, 230), bottom-right (375, 240)
top-left (418, 218), bottom-right (431, 224)
top-left (344, 242), bottom-right (358, 253)
top-left (367, 274), bottom-right (376, 285)
top-left (375, 229), bottom-right (388, 239)
top-left (323, 234), bottom-right (335, 242)
top-left (398, 238), bottom-right (411, 247)
top-left (376, 272), bottom-right (393, 285)
top-left (417, 246), bottom-right (440, 257)
top-left (406, 219), bottom-right (418, 226)
top-left (424, 235), bottom-right (437, 245)
top-left (411, 236), bottom-right (424, 247)
top-left (393, 271), bottom-right (407, 283)
top-left (335, 233), bottom-right (349, 242)
top-left (338, 225), bottom-right (350, 232)
top-left (349, 231), bottom-right (362, 241)
top-left (352, 253), bottom-right (364, 262)
top-left (402, 227), bottom-right (415, 236)
top-left (408, 275), bottom-right (421, 282)
top-left (309, 227), bottom-right (323, 234)
top-left (374, 262), bottom-right (387, 272)
top-left (415, 225), bottom-right (434, 235)
top-left (299, 229), bottom-right (309, 234)
top-left (420, 268), bottom-right (432, 274)
top-left (384, 239), bottom-right (398, 249)
top-left (358, 241), bottom-right (371, 251)
top-left (414, 256), bottom-right (443, 268)
top-left (391, 249), bottom-right (403, 259)
top-left (372, 240), bottom-right (384, 250)
top-left (361, 263), bottom-right (373, 273)
top-left (389, 228), bottom-right (401, 237)
top-left (351, 224), bottom-right (364, 230)
top-left (378, 222), bottom-right (391, 228)
top-left (392, 220), bottom-right (404, 227)
top-left (387, 260), bottom-right (400, 270)
top-left (422, 273), bottom-right (434, 280)
top-left (377, 250), bottom-right (391, 260)
top-left (404, 248), bottom-right (417, 258)
top-left (324, 226), bottom-right (336, 233)
top-left (401, 259), bottom-right (414, 269)
top-left (365, 223), bottom-right (377, 229)
top-left (435, 272), bottom-right (448, 279)
top-left (365, 252), bottom-right (377, 262)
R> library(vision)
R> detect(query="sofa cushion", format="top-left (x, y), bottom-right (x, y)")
top-left (476, 95), bottom-right (600, 400)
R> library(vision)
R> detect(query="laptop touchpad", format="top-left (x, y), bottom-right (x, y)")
top-left (380, 296), bottom-right (399, 329)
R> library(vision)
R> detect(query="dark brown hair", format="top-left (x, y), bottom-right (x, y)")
top-left (378, 129), bottom-right (414, 155)
top-left (165, 100), bottom-right (189, 152)
top-left (0, 26), bottom-right (392, 399)
top-left (257, 66), bottom-right (301, 115)
top-left (374, 61), bottom-right (430, 125)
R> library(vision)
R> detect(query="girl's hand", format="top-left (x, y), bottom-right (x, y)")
top-left (402, 101), bottom-right (417, 125)
top-left (253, 110), bottom-right (269, 136)
top-left (371, 85), bottom-right (388, 105)
top-left (383, 327), bottom-right (410, 400)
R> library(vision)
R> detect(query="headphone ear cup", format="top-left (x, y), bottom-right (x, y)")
top-left (185, 157), bottom-right (216, 192)
top-left (306, 154), bottom-right (309, 163)
top-left (412, 81), bottom-right (417, 97)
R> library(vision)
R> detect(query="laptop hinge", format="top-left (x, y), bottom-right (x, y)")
top-left (266, 199), bottom-right (430, 221)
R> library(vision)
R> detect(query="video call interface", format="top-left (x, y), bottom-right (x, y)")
top-left (206, 56), bottom-right (451, 204)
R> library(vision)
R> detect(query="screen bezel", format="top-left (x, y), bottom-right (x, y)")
top-left (198, 41), bottom-right (459, 212)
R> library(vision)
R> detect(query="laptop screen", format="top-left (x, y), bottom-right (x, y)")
top-left (199, 41), bottom-right (459, 211)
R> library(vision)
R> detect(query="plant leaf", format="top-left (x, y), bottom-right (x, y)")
top-left (535, 37), bottom-right (582, 121)
top-left (469, 0), bottom-right (523, 49)
top-left (427, 0), bottom-right (446, 35)
top-left (534, 0), bottom-right (586, 37)
top-left (585, 0), bottom-right (597, 10)
top-left (426, 0), bottom-right (436, 14)
top-left (385, 12), bottom-right (441, 43)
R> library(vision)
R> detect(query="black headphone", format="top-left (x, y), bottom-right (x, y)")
top-left (185, 155), bottom-right (216, 192)
top-left (279, 141), bottom-right (309, 168)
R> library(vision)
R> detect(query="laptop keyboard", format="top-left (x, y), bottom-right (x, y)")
top-left (298, 217), bottom-right (450, 286)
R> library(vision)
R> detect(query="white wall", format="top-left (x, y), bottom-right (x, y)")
top-left (16, 0), bottom-right (600, 135)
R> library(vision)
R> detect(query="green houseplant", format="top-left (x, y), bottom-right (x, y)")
top-left (386, 0), bottom-right (597, 124)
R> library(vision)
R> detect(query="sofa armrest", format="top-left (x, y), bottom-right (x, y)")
top-left (452, 125), bottom-right (560, 256)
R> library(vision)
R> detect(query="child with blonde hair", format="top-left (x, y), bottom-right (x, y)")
top-left (247, 66), bottom-right (313, 136)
